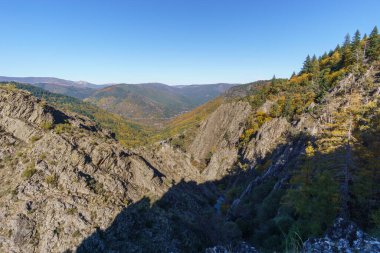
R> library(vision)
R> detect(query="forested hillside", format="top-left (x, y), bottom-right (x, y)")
top-left (221, 26), bottom-right (380, 251)
top-left (162, 26), bottom-right (380, 252)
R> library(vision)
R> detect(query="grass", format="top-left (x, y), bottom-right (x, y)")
top-left (22, 165), bottom-right (37, 179)
top-left (54, 123), bottom-right (72, 134)
top-left (40, 121), bottom-right (53, 130)
top-left (30, 135), bottom-right (41, 143)
top-left (66, 207), bottom-right (77, 215)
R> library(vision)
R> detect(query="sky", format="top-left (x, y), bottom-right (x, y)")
top-left (0, 0), bottom-right (379, 85)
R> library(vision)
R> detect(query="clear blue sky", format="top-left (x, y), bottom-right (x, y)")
top-left (0, 0), bottom-right (379, 85)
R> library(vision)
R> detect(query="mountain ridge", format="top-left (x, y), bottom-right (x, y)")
top-left (0, 76), bottom-right (237, 126)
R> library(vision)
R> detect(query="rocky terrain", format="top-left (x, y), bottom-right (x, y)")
top-left (0, 87), bottom-right (192, 252)
top-left (1, 52), bottom-right (380, 252)
top-left (1, 63), bottom-right (380, 252)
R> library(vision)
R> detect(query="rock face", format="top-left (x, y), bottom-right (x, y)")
top-left (243, 117), bottom-right (290, 162)
top-left (304, 218), bottom-right (380, 253)
top-left (189, 101), bottom-right (252, 180)
top-left (0, 87), bottom-right (180, 252)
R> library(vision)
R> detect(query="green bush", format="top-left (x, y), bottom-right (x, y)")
top-left (40, 121), bottom-right (53, 130)
top-left (72, 230), bottom-right (81, 238)
top-left (30, 135), bottom-right (41, 143)
top-left (204, 151), bottom-right (213, 165)
top-left (22, 164), bottom-right (37, 179)
top-left (54, 123), bottom-right (72, 134)
top-left (66, 207), bottom-right (77, 215)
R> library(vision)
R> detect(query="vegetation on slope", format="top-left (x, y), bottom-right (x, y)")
top-left (157, 97), bottom-right (224, 150)
top-left (0, 82), bottom-right (153, 147)
top-left (217, 26), bottom-right (380, 252)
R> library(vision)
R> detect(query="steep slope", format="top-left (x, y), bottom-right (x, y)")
top-left (0, 86), bottom-right (208, 252)
top-left (153, 28), bottom-right (380, 251)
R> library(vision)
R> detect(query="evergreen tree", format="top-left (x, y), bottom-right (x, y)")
top-left (342, 33), bottom-right (353, 67)
top-left (334, 44), bottom-right (341, 52)
top-left (351, 30), bottom-right (362, 67)
top-left (301, 55), bottom-right (312, 74)
top-left (367, 26), bottom-right (380, 62)
top-left (310, 55), bottom-right (320, 84)
top-left (310, 55), bottom-right (319, 72)
top-left (352, 30), bottom-right (361, 51)
top-left (343, 33), bottom-right (351, 47)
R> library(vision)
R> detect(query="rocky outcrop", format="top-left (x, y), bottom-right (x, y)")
top-left (304, 218), bottom-right (380, 253)
top-left (140, 142), bottom-right (201, 183)
top-left (243, 117), bottom-right (290, 162)
top-left (1, 64), bottom-right (379, 253)
top-left (0, 87), bottom-right (175, 252)
top-left (189, 101), bottom-right (252, 180)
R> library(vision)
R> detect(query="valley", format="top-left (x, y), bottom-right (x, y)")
top-left (0, 26), bottom-right (380, 252)
top-left (0, 76), bottom-right (235, 127)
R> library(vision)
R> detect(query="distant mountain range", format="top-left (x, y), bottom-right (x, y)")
top-left (0, 76), bottom-right (236, 126)
top-left (0, 76), bottom-right (103, 88)
top-left (0, 76), bottom-right (108, 99)
top-left (85, 82), bottom-right (235, 126)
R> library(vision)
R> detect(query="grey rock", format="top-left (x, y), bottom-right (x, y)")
top-left (304, 218), bottom-right (380, 253)
top-left (205, 242), bottom-right (259, 253)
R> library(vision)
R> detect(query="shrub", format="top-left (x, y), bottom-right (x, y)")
top-left (171, 134), bottom-right (186, 151)
top-left (22, 164), bottom-right (37, 179)
top-left (204, 151), bottom-right (213, 165)
top-left (72, 230), bottom-right (81, 238)
top-left (40, 121), bottom-right (53, 130)
top-left (39, 153), bottom-right (47, 160)
top-left (66, 207), bottom-right (77, 215)
top-left (54, 123), bottom-right (72, 134)
top-left (30, 135), bottom-right (41, 143)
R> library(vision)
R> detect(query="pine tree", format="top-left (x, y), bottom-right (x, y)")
top-left (343, 33), bottom-right (351, 47)
top-left (310, 55), bottom-right (319, 72)
top-left (351, 30), bottom-right (363, 68)
top-left (301, 55), bottom-right (312, 74)
top-left (352, 30), bottom-right (361, 50)
top-left (367, 26), bottom-right (380, 62)
top-left (341, 33), bottom-right (353, 67)
top-left (310, 55), bottom-right (320, 85)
